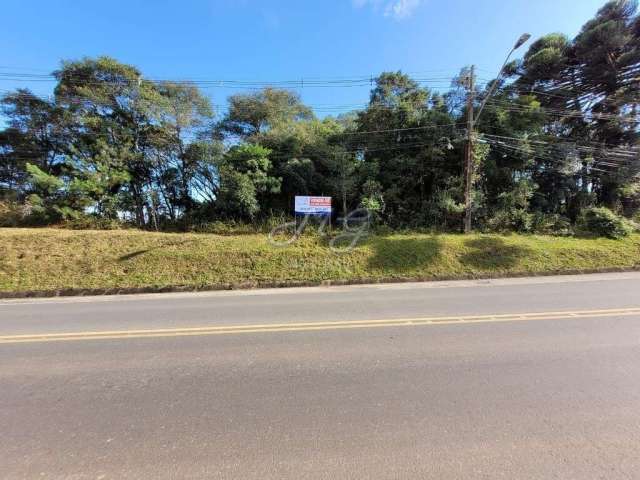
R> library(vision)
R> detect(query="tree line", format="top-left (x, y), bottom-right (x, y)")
top-left (1, 0), bottom-right (639, 235)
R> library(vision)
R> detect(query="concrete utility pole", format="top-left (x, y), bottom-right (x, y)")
top-left (463, 65), bottom-right (475, 234)
top-left (462, 33), bottom-right (531, 234)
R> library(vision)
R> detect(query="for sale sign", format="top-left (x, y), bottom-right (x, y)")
top-left (294, 196), bottom-right (332, 215)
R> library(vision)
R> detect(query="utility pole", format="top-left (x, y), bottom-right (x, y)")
top-left (463, 65), bottom-right (475, 234)
top-left (461, 33), bottom-right (531, 234)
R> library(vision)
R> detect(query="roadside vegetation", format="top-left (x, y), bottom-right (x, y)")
top-left (1, 1), bottom-right (639, 296)
top-left (1, 1), bottom-right (639, 237)
top-left (1, 228), bottom-right (639, 294)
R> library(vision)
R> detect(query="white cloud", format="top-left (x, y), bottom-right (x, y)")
top-left (384, 0), bottom-right (422, 19)
top-left (352, 0), bottom-right (422, 20)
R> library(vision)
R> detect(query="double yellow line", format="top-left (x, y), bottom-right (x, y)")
top-left (1, 307), bottom-right (639, 345)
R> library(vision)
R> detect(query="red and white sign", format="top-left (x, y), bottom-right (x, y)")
top-left (295, 196), bottom-right (332, 215)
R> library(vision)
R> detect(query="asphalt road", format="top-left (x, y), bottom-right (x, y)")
top-left (1, 272), bottom-right (640, 479)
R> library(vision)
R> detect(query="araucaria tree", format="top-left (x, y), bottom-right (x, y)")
top-left (1, 1), bottom-right (638, 234)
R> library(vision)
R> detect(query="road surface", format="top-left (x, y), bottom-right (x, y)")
top-left (1, 272), bottom-right (640, 479)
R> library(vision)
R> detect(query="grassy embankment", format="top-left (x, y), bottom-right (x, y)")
top-left (1, 228), bottom-right (639, 295)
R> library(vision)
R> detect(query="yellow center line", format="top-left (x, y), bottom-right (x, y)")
top-left (1, 307), bottom-right (639, 344)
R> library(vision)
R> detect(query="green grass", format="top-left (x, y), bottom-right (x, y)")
top-left (1, 228), bottom-right (639, 294)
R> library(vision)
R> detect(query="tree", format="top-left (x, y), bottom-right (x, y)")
top-left (54, 56), bottom-right (165, 226)
top-left (212, 144), bottom-right (281, 220)
top-left (217, 88), bottom-right (313, 140)
top-left (510, 1), bottom-right (640, 215)
top-left (154, 82), bottom-right (214, 224)
top-left (353, 71), bottom-right (461, 226)
top-left (1, 4), bottom-right (638, 234)
top-left (0, 90), bottom-right (65, 195)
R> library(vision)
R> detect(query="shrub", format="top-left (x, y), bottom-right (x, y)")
top-left (189, 214), bottom-right (293, 235)
top-left (0, 200), bottom-right (31, 227)
top-left (190, 220), bottom-right (258, 235)
top-left (60, 215), bottom-right (125, 230)
top-left (485, 209), bottom-right (532, 233)
top-left (577, 207), bottom-right (632, 239)
top-left (530, 213), bottom-right (574, 236)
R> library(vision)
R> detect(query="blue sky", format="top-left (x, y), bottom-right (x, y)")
top-left (2, 0), bottom-right (609, 117)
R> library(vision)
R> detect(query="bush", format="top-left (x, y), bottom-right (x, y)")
top-left (189, 214), bottom-right (293, 235)
top-left (577, 207), bottom-right (632, 239)
top-left (0, 199), bottom-right (129, 230)
top-left (530, 213), bottom-right (574, 236)
top-left (190, 220), bottom-right (259, 235)
top-left (0, 200), bottom-right (31, 227)
top-left (60, 215), bottom-right (126, 230)
top-left (485, 209), bottom-right (533, 233)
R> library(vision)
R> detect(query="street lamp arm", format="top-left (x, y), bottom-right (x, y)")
top-left (474, 33), bottom-right (531, 125)
top-left (474, 48), bottom-right (515, 124)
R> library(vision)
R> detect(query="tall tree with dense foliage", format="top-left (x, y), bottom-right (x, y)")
top-left (352, 71), bottom-right (462, 227)
top-left (0, 1), bottom-right (638, 234)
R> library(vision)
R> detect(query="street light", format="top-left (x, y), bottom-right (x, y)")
top-left (463, 32), bottom-right (531, 234)
top-left (514, 33), bottom-right (532, 50)
top-left (475, 33), bottom-right (531, 124)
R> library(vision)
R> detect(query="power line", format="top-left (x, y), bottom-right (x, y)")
top-left (0, 89), bottom-right (449, 114)
top-left (481, 133), bottom-right (640, 154)
top-left (482, 98), bottom-right (640, 123)
top-left (482, 136), bottom-right (639, 174)
top-left (0, 72), bottom-right (492, 89)
top-left (482, 135), bottom-right (640, 161)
